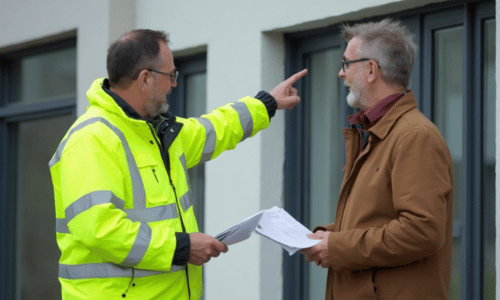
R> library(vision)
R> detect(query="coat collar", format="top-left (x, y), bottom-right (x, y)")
top-left (365, 90), bottom-right (417, 140)
top-left (87, 78), bottom-right (145, 125)
top-left (102, 79), bottom-right (144, 120)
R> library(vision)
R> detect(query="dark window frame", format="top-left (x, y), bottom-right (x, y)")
top-left (284, 1), bottom-right (495, 299)
top-left (169, 53), bottom-right (207, 232)
top-left (0, 37), bottom-right (77, 300)
top-left (170, 53), bottom-right (207, 117)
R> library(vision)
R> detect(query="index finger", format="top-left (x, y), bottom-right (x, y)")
top-left (283, 69), bottom-right (308, 86)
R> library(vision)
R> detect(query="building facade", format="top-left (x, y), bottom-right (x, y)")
top-left (0, 0), bottom-right (497, 299)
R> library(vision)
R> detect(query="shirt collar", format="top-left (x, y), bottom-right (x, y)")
top-left (348, 92), bottom-right (406, 129)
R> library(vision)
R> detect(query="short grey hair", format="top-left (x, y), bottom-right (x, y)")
top-left (341, 18), bottom-right (417, 88)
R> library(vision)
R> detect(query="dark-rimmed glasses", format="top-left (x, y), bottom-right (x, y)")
top-left (148, 69), bottom-right (179, 83)
top-left (341, 58), bottom-right (371, 72)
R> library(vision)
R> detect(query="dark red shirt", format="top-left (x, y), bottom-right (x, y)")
top-left (348, 92), bottom-right (406, 157)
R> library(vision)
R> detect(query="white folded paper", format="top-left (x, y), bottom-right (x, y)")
top-left (214, 210), bottom-right (264, 245)
top-left (213, 206), bottom-right (320, 255)
top-left (254, 206), bottom-right (320, 255)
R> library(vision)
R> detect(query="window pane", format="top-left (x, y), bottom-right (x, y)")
top-left (13, 114), bottom-right (74, 299)
top-left (11, 47), bottom-right (76, 104)
top-left (306, 48), bottom-right (343, 300)
top-left (483, 18), bottom-right (495, 299)
top-left (186, 72), bottom-right (207, 231)
top-left (433, 26), bottom-right (463, 300)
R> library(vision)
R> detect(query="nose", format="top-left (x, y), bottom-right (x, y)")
top-left (338, 67), bottom-right (345, 79)
top-left (171, 80), bottom-right (178, 88)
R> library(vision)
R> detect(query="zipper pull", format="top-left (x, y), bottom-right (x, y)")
top-left (152, 169), bottom-right (159, 183)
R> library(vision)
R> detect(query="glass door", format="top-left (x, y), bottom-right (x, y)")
top-left (433, 25), bottom-right (464, 299)
top-left (304, 47), bottom-right (343, 300)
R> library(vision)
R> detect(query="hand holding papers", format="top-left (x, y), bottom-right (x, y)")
top-left (213, 206), bottom-right (319, 255)
top-left (254, 206), bottom-right (320, 255)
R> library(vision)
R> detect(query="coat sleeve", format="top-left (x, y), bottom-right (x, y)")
top-left (177, 96), bottom-right (271, 169)
top-left (327, 126), bottom-right (453, 271)
top-left (314, 223), bottom-right (336, 232)
top-left (59, 129), bottom-right (178, 271)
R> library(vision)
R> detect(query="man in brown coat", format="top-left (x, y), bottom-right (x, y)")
top-left (300, 19), bottom-right (453, 300)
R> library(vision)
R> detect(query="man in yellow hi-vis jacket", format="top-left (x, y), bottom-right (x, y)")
top-left (49, 29), bottom-right (307, 300)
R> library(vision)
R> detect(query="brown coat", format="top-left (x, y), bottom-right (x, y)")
top-left (317, 91), bottom-right (453, 300)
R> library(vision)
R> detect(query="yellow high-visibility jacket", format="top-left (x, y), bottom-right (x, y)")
top-left (49, 78), bottom-right (272, 299)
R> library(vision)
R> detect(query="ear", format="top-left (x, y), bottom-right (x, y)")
top-left (137, 69), bottom-right (153, 92)
top-left (366, 60), bottom-right (379, 83)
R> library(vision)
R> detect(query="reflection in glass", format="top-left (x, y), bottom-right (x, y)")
top-left (433, 26), bottom-right (463, 300)
top-left (186, 72), bottom-right (207, 232)
top-left (483, 19), bottom-right (496, 299)
top-left (11, 47), bottom-right (77, 104)
top-left (306, 48), bottom-right (343, 300)
top-left (14, 114), bottom-right (74, 299)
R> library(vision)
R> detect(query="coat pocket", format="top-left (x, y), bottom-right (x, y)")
top-left (135, 153), bottom-right (173, 205)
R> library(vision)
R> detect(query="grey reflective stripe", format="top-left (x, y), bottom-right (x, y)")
top-left (196, 117), bottom-right (216, 163)
top-left (231, 102), bottom-right (253, 142)
top-left (121, 222), bottom-right (151, 267)
top-left (59, 263), bottom-right (185, 279)
top-left (179, 154), bottom-right (193, 211)
top-left (56, 195), bottom-right (180, 233)
top-left (49, 117), bottom-right (146, 209)
top-left (179, 154), bottom-right (189, 183)
top-left (180, 191), bottom-right (192, 212)
top-left (56, 194), bottom-right (178, 233)
top-left (56, 203), bottom-right (179, 233)
top-left (125, 203), bottom-right (178, 222)
top-left (65, 191), bottom-right (125, 223)
top-left (56, 218), bottom-right (69, 233)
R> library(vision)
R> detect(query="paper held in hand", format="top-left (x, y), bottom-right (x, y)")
top-left (214, 206), bottom-right (320, 255)
top-left (213, 210), bottom-right (264, 246)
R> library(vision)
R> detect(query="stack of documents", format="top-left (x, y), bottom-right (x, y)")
top-left (214, 206), bottom-right (320, 255)
top-left (213, 210), bottom-right (264, 246)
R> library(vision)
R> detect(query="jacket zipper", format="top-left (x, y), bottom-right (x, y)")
top-left (148, 123), bottom-right (192, 300)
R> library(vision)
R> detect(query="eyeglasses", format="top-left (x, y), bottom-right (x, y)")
top-left (341, 58), bottom-right (371, 72)
top-left (148, 69), bottom-right (179, 83)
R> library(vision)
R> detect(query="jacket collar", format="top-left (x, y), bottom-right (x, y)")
top-left (87, 78), bottom-right (144, 125)
top-left (102, 79), bottom-right (144, 120)
top-left (101, 79), bottom-right (179, 129)
top-left (88, 78), bottom-right (182, 141)
top-left (365, 90), bottom-right (417, 140)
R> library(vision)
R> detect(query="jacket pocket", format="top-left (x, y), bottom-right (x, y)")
top-left (135, 153), bottom-right (172, 205)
